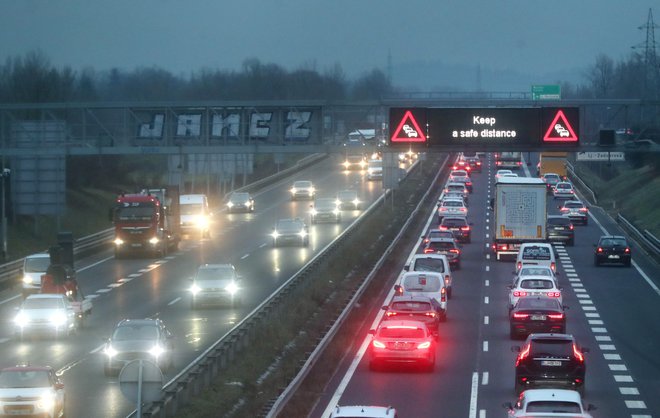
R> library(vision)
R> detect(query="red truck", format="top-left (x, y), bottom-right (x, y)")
top-left (111, 186), bottom-right (181, 258)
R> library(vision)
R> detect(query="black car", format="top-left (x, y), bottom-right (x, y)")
top-left (541, 173), bottom-right (562, 194)
top-left (546, 215), bottom-right (574, 246)
top-left (421, 229), bottom-right (455, 246)
top-left (513, 333), bottom-right (588, 395)
top-left (465, 156), bottom-right (482, 172)
top-left (439, 216), bottom-right (471, 243)
top-left (423, 237), bottom-right (461, 269)
top-left (594, 235), bottom-right (631, 267)
top-left (509, 296), bottom-right (566, 339)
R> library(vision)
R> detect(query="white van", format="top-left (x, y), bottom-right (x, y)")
top-left (21, 253), bottom-right (51, 298)
top-left (394, 272), bottom-right (447, 321)
top-left (516, 243), bottom-right (557, 273)
top-left (179, 194), bottom-right (210, 238)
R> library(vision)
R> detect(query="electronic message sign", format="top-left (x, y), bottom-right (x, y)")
top-left (389, 107), bottom-right (579, 150)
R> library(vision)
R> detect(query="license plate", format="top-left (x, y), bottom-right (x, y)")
top-left (8, 410), bottom-right (31, 415)
top-left (131, 243), bottom-right (142, 248)
top-left (555, 227), bottom-right (565, 230)
top-left (531, 315), bottom-right (546, 321)
top-left (541, 360), bottom-right (562, 366)
top-left (608, 255), bottom-right (620, 259)
top-left (394, 342), bottom-right (408, 350)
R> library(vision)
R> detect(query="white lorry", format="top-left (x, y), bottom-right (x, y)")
top-left (492, 177), bottom-right (547, 261)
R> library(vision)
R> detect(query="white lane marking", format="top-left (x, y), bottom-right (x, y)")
top-left (567, 273), bottom-right (579, 277)
top-left (107, 283), bottom-right (122, 288)
top-left (564, 268), bottom-right (576, 273)
top-left (154, 260), bottom-right (167, 264)
top-left (483, 341), bottom-right (489, 352)
top-left (165, 256), bottom-right (176, 260)
top-left (259, 243), bottom-right (268, 248)
top-left (569, 278), bottom-right (581, 283)
top-left (486, 218), bottom-right (489, 223)
top-left (484, 316), bottom-right (489, 325)
top-left (559, 257), bottom-right (571, 261)
top-left (572, 283), bottom-right (584, 288)
top-left (631, 415), bottom-right (652, 418)
top-left (129, 273), bottom-right (142, 278)
top-left (614, 375), bottom-right (633, 382)
top-left (600, 344), bottom-right (616, 350)
top-left (578, 299), bottom-right (593, 305)
top-left (625, 400), bottom-right (647, 409)
top-left (90, 344), bottom-right (105, 354)
top-left (582, 306), bottom-right (597, 311)
top-left (96, 288), bottom-right (111, 294)
top-left (118, 278), bottom-right (132, 283)
top-left (241, 254), bottom-right (250, 260)
top-left (486, 254), bottom-right (490, 260)
top-left (609, 364), bottom-right (628, 371)
top-left (484, 296), bottom-right (489, 304)
top-left (620, 387), bottom-right (640, 395)
top-left (481, 372), bottom-right (489, 385)
top-left (79, 255), bottom-right (114, 272)
top-left (574, 288), bottom-right (587, 293)
top-left (479, 410), bottom-right (486, 418)
top-left (591, 327), bottom-right (608, 333)
top-left (484, 243), bottom-right (489, 249)
top-left (469, 372), bottom-right (479, 418)
top-left (86, 294), bottom-right (99, 299)
top-left (0, 295), bottom-right (20, 306)
top-left (138, 268), bottom-right (152, 273)
top-left (168, 297), bottom-right (181, 306)
top-left (0, 338), bottom-right (10, 344)
top-left (485, 280), bottom-right (489, 287)
top-left (604, 353), bottom-right (622, 360)
top-left (596, 335), bottom-right (612, 341)
top-left (585, 312), bottom-right (600, 318)
top-left (588, 319), bottom-right (604, 325)
top-left (576, 294), bottom-right (590, 299)
top-left (485, 233), bottom-right (489, 239)
top-left (485, 266), bottom-right (490, 272)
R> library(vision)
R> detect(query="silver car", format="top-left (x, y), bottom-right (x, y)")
top-left (553, 182), bottom-right (576, 199)
top-left (310, 198), bottom-right (341, 223)
top-left (336, 190), bottom-right (360, 210)
top-left (20, 253), bottom-right (50, 298)
top-left (103, 318), bottom-right (174, 376)
top-left (290, 180), bottom-right (315, 200)
top-left (559, 200), bottom-right (589, 225)
top-left (13, 294), bottom-right (77, 339)
top-left (272, 218), bottom-right (309, 246)
top-left (437, 197), bottom-right (468, 221)
top-left (190, 264), bottom-right (242, 308)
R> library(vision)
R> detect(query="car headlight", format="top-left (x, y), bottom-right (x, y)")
top-left (149, 345), bottom-right (166, 358)
top-left (225, 282), bottom-right (238, 295)
top-left (290, 188), bottom-right (297, 194)
top-left (271, 231), bottom-right (280, 239)
top-left (332, 209), bottom-right (340, 215)
top-left (310, 209), bottom-right (318, 216)
top-left (194, 215), bottom-right (209, 229)
top-left (50, 312), bottom-right (67, 326)
top-left (190, 283), bottom-right (201, 295)
top-left (23, 275), bottom-right (33, 284)
top-left (298, 230), bottom-right (308, 238)
top-left (36, 392), bottom-right (55, 411)
top-left (310, 187), bottom-right (315, 193)
top-left (227, 201), bottom-right (234, 208)
top-left (342, 161), bottom-right (350, 167)
top-left (104, 345), bottom-right (117, 358)
top-left (114, 238), bottom-right (124, 246)
top-left (149, 237), bottom-right (159, 245)
top-left (14, 313), bottom-right (27, 327)
top-left (352, 198), bottom-right (360, 206)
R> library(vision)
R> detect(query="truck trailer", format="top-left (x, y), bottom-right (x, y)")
top-left (492, 177), bottom-right (547, 260)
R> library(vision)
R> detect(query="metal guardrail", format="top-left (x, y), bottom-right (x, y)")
top-left (135, 156), bottom-right (427, 418)
top-left (566, 161), bottom-right (597, 205)
top-left (0, 228), bottom-right (114, 287)
top-left (617, 214), bottom-right (660, 260)
top-left (265, 154), bottom-right (450, 417)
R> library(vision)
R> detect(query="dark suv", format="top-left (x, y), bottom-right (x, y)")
top-left (513, 333), bottom-right (588, 395)
top-left (439, 216), bottom-right (471, 243)
top-left (546, 215), bottom-right (574, 246)
top-left (594, 235), bottom-right (631, 267)
top-left (423, 237), bottom-right (461, 269)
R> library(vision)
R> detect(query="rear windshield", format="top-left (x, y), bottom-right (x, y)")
top-left (442, 218), bottom-right (467, 227)
top-left (391, 301), bottom-right (433, 312)
top-left (556, 183), bottom-right (572, 189)
top-left (412, 258), bottom-right (445, 273)
top-left (519, 267), bottom-right (552, 277)
top-left (529, 339), bottom-right (573, 357)
top-left (520, 279), bottom-right (555, 289)
top-left (547, 217), bottom-right (571, 226)
top-left (402, 274), bottom-right (441, 292)
top-left (516, 298), bottom-right (561, 310)
top-left (378, 327), bottom-right (426, 339)
top-left (526, 401), bottom-right (581, 413)
top-left (427, 241), bottom-right (454, 251)
top-left (565, 202), bottom-right (583, 208)
top-left (446, 185), bottom-right (464, 191)
top-left (600, 238), bottom-right (627, 247)
top-left (522, 246), bottom-right (551, 260)
top-left (442, 201), bottom-right (463, 207)
top-left (427, 230), bottom-right (453, 240)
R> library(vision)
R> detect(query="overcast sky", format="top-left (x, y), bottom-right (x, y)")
top-left (0, 1), bottom-right (656, 83)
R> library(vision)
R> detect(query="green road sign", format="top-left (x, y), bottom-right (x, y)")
top-left (532, 85), bottom-right (561, 100)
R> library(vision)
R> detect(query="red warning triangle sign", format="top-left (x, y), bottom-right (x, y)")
top-left (543, 110), bottom-right (578, 142)
top-left (391, 110), bottom-right (426, 143)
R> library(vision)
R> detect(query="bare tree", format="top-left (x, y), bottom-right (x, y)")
top-left (587, 54), bottom-right (615, 98)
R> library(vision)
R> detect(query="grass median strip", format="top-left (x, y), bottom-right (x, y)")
top-left (176, 154), bottom-right (446, 418)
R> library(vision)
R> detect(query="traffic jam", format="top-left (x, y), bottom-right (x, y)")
top-left (327, 151), bottom-right (644, 418)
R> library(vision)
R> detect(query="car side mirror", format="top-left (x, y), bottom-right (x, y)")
top-left (506, 285), bottom-right (513, 289)
top-left (368, 329), bottom-right (376, 335)
top-left (586, 404), bottom-right (597, 411)
top-left (512, 346), bottom-right (521, 353)
top-left (502, 402), bottom-right (513, 410)
top-left (55, 382), bottom-right (65, 390)
top-left (403, 265), bottom-right (410, 272)
top-left (393, 284), bottom-right (402, 293)
top-left (381, 306), bottom-right (388, 311)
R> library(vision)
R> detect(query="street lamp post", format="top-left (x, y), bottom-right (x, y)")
top-left (1, 167), bottom-right (8, 260)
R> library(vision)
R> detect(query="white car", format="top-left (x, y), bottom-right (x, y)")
top-left (404, 253), bottom-right (453, 298)
top-left (290, 180), bottom-right (316, 200)
top-left (438, 191), bottom-right (468, 207)
top-left (516, 243), bottom-right (557, 273)
top-left (21, 252), bottom-right (50, 298)
top-left (553, 181), bottom-right (576, 199)
top-left (366, 159), bottom-right (383, 180)
top-left (330, 405), bottom-right (397, 418)
top-left (495, 169), bottom-right (513, 180)
top-left (394, 271), bottom-right (448, 320)
top-left (437, 197), bottom-right (468, 220)
top-left (310, 197), bottom-right (341, 223)
top-left (0, 365), bottom-right (66, 418)
top-left (449, 169), bottom-right (470, 181)
top-left (14, 294), bottom-right (77, 339)
top-left (508, 276), bottom-right (563, 310)
top-left (505, 389), bottom-right (595, 417)
top-left (514, 265), bottom-right (558, 286)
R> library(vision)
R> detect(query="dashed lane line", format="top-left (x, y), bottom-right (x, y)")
top-left (168, 297), bottom-right (181, 306)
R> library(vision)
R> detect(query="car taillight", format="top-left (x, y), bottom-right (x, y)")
top-left (579, 208), bottom-right (588, 212)
top-left (444, 275), bottom-right (450, 285)
top-left (372, 340), bottom-right (386, 349)
top-left (424, 248), bottom-right (434, 254)
top-left (439, 226), bottom-right (448, 230)
top-left (441, 287), bottom-right (447, 302)
top-left (496, 161), bottom-right (501, 165)
top-left (513, 291), bottom-right (528, 297)
top-left (461, 226), bottom-right (470, 231)
top-left (560, 208), bottom-right (569, 212)
top-left (452, 166), bottom-right (458, 170)
top-left (516, 261), bottom-right (522, 271)
top-left (548, 313), bottom-right (564, 319)
top-left (425, 311), bottom-right (437, 318)
top-left (417, 341), bottom-right (431, 349)
top-left (547, 292), bottom-right (561, 297)
top-left (477, 162), bottom-right (481, 166)
top-left (449, 249), bottom-right (460, 254)
top-left (466, 182), bottom-right (472, 186)
top-left (573, 344), bottom-right (584, 362)
top-left (597, 247), bottom-right (603, 253)
top-left (512, 313), bottom-right (529, 319)
top-left (551, 262), bottom-right (556, 272)
top-left (516, 344), bottom-right (530, 366)
top-left (624, 247), bottom-right (630, 253)
top-left (460, 208), bottom-right (467, 212)
top-left (569, 224), bottom-right (574, 230)
top-left (499, 244), bottom-right (508, 251)
top-left (517, 161), bottom-right (522, 165)
top-left (440, 207), bottom-right (447, 212)
top-left (385, 311), bottom-right (398, 317)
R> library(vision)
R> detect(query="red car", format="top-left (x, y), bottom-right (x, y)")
top-left (369, 319), bottom-right (436, 371)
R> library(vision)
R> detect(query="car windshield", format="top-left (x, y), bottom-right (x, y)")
top-left (519, 267), bottom-right (553, 277)
top-left (378, 327), bottom-right (426, 339)
top-left (391, 301), bottom-right (432, 312)
top-left (338, 191), bottom-right (356, 200)
top-left (314, 198), bottom-right (337, 209)
top-left (529, 339), bottom-right (573, 357)
top-left (230, 193), bottom-right (250, 203)
top-left (116, 206), bottom-right (153, 221)
top-left (293, 181), bottom-right (312, 188)
top-left (0, 370), bottom-right (50, 388)
top-left (522, 246), bottom-right (551, 260)
top-left (24, 256), bottom-right (50, 273)
top-left (517, 298), bottom-right (561, 310)
top-left (276, 220), bottom-right (303, 232)
top-left (402, 275), bottom-right (442, 292)
top-left (23, 298), bottom-right (63, 309)
top-left (180, 203), bottom-right (203, 215)
top-left (520, 279), bottom-right (555, 289)
top-left (196, 266), bottom-right (234, 281)
top-left (526, 401), bottom-right (582, 413)
top-left (112, 324), bottom-right (159, 341)
top-left (412, 258), bottom-right (445, 273)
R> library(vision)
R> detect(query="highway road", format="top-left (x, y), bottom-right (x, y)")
top-left (313, 153), bottom-right (659, 418)
top-left (0, 155), bottom-right (397, 418)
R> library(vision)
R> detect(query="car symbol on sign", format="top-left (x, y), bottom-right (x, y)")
top-left (555, 124), bottom-right (569, 137)
top-left (402, 124), bottom-right (418, 138)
